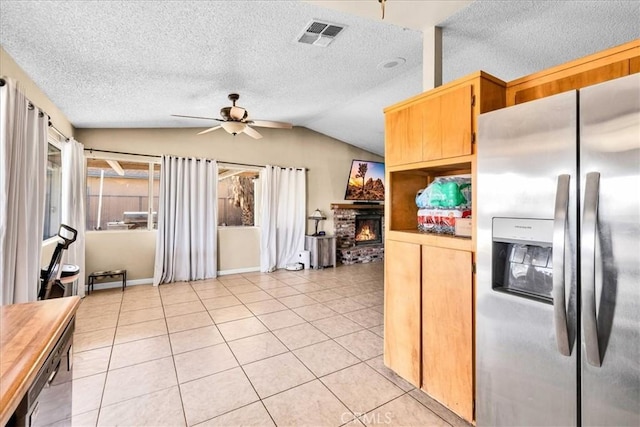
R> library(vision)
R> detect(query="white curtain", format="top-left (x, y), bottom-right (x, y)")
top-left (0, 78), bottom-right (48, 305)
top-left (260, 166), bottom-right (306, 272)
top-left (154, 155), bottom-right (217, 285)
top-left (61, 138), bottom-right (86, 297)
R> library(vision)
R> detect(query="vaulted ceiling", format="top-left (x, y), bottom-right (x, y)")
top-left (1, 1), bottom-right (638, 155)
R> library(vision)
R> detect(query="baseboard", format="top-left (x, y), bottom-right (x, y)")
top-left (218, 266), bottom-right (260, 276)
top-left (89, 277), bottom-right (154, 291)
top-left (88, 269), bottom-right (260, 290)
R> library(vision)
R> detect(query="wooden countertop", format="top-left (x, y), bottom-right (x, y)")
top-left (0, 296), bottom-right (80, 426)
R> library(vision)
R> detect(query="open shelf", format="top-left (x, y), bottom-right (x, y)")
top-left (387, 157), bottom-right (474, 248)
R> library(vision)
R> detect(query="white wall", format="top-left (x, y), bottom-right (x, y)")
top-left (85, 230), bottom-right (157, 281)
top-left (218, 227), bottom-right (260, 274)
top-left (76, 126), bottom-right (383, 279)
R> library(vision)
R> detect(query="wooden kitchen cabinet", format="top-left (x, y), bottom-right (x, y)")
top-left (506, 39), bottom-right (639, 106)
top-left (421, 84), bottom-right (474, 161)
top-left (383, 239), bottom-right (421, 387)
top-left (440, 84), bottom-right (473, 159)
top-left (384, 108), bottom-right (406, 166)
top-left (385, 105), bottom-right (423, 166)
top-left (383, 71), bottom-right (504, 423)
top-left (383, 238), bottom-right (475, 420)
top-left (385, 72), bottom-right (504, 168)
top-left (421, 95), bottom-right (441, 161)
top-left (422, 246), bottom-right (474, 421)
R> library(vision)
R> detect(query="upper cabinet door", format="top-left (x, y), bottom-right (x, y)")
top-left (385, 108), bottom-right (409, 167)
top-left (421, 96), bottom-right (442, 161)
top-left (386, 82), bottom-right (476, 166)
top-left (441, 84), bottom-right (473, 159)
top-left (385, 104), bottom-right (423, 166)
top-left (405, 104), bottom-right (424, 164)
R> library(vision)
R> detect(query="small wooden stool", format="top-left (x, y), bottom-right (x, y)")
top-left (87, 269), bottom-right (127, 294)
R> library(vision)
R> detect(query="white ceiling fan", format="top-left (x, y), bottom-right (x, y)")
top-left (172, 93), bottom-right (292, 139)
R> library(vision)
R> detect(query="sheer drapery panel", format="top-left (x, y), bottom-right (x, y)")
top-left (260, 165), bottom-right (306, 272)
top-left (0, 78), bottom-right (48, 304)
top-left (61, 138), bottom-right (86, 297)
top-left (154, 155), bottom-right (217, 284)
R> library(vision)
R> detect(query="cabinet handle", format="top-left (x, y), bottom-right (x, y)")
top-left (552, 174), bottom-right (571, 356)
top-left (582, 172), bottom-right (602, 367)
top-left (46, 360), bottom-right (61, 386)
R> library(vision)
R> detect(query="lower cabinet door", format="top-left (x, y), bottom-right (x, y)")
top-left (421, 245), bottom-right (473, 421)
top-left (383, 239), bottom-right (421, 387)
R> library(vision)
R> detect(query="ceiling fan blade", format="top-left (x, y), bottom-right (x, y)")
top-left (172, 114), bottom-right (223, 122)
top-left (197, 125), bottom-right (222, 135)
top-left (230, 106), bottom-right (246, 121)
top-left (243, 125), bottom-right (263, 139)
top-left (248, 120), bottom-right (292, 129)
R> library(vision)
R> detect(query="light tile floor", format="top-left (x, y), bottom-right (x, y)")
top-left (71, 262), bottom-right (472, 427)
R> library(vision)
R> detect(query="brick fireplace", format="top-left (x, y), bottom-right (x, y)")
top-left (331, 204), bottom-right (384, 265)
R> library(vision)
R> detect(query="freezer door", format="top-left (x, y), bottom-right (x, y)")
top-left (476, 91), bottom-right (578, 426)
top-left (580, 73), bottom-right (640, 427)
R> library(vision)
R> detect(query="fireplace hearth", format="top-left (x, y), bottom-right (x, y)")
top-left (355, 214), bottom-right (382, 245)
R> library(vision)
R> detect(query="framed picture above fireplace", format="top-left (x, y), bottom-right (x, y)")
top-left (344, 159), bottom-right (385, 202)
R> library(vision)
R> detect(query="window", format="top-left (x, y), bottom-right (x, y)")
top-left (86, 157), bottom-right (160, 230)
top-left (43, 141), bottom-right (62, 239)
top-left (217, 168), bottom-right (260, 227)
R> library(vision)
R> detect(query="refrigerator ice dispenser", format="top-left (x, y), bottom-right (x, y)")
top-left (492, 217), bottom-right (554, 302)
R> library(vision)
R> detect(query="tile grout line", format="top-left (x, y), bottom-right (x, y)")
top-left (88, 312), bottom-right (182, 423)
top-left (90, 291), bottom-right (122, 426)
top-left (158, 281), bottom-right (190, 427)
top-left (78, 265), bottom-right (400, 427)
top-left (188, 271), bottom-right (365, 425)
top-left (246, 277), bottom-right (373, 426)
top-left (243, 275), bottom-right (359, 427)
top-left (404, 391), bottom-right (457, 427)
top-left (194, 273), bottom-right (285, 427)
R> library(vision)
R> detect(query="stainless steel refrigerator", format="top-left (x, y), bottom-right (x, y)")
top-left (476, 73), bottom-right (640, 426)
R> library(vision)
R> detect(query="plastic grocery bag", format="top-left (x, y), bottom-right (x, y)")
top-left (415, 176), bottom-right (471, 209)
top-left (415, 176), bottom-right (472, 234)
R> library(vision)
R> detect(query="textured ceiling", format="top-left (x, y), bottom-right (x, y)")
top-left (0, 1), bottom-right (639, 156)
top-left (439, 0), bottom-right (640, 83)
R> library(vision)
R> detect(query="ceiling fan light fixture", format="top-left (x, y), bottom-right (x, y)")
top-left (221, 121), bottom-right (246, 135)
top-left (173, 93), bottom-right (291, 139)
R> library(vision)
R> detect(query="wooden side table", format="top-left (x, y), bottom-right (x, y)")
top-left (87, 270), bottom-right (127, 294)
top-left (305, 235), bottom-right (337, 269)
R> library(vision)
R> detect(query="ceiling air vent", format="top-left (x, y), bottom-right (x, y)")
top-left (297, 20), bottom-right (345, 47)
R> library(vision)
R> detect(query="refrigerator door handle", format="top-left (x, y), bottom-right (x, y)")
top-left (552, 174), bottom-right (571, 356)
top-left (582, 172), bottom-right (602, 367)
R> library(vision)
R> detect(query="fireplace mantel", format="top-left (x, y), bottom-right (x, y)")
top-left (330, 203), bottom-right (384, 210)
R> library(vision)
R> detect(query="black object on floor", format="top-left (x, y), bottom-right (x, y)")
top-left (87, 270), bottom-right (127, 294)
top-left (39, 224), bottom-right (78, 300)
